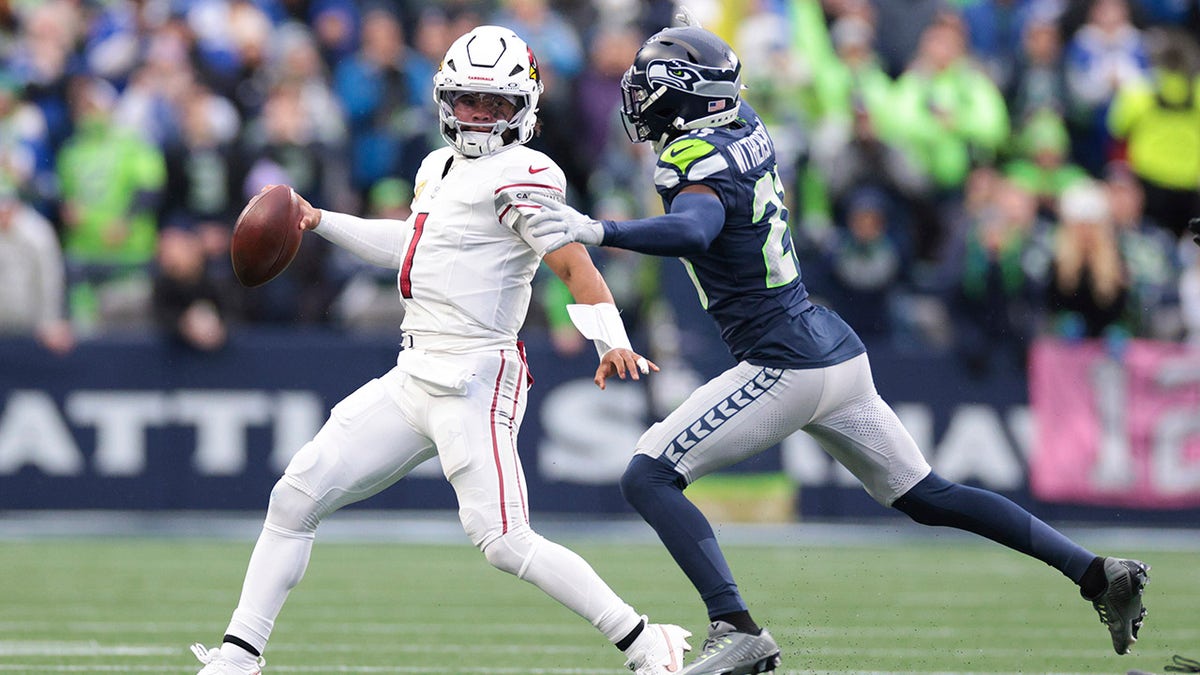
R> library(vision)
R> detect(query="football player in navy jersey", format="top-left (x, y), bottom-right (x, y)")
top-left (527, 21), bottom-right (1150, 675)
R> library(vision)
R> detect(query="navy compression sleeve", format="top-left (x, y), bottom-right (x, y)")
top-left (600, 191), bottom-right (725, 256)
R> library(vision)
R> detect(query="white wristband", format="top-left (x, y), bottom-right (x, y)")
top-left (566, 303), bottom-right (633, 359)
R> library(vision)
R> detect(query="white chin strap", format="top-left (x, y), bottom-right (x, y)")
top-left (457, 131), bottom-right (501, 157)
top-left (456, 120), bottom-right (513, 157)
top-left (444, 109), bottom-right (509, 155)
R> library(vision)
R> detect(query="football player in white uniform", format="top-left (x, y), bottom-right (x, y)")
top-left (190, 26), bottom-right (689, 675)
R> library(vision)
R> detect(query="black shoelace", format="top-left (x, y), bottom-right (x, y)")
top-left (1165, 654), bottom-right (1200, 673)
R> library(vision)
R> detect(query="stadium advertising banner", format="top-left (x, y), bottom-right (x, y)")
top-left (1, 330), bottom-right (1199, 522)
top-left (0, 329), bottom-right (639, 513)
top-left (1029, 338), bottom-right (1200, 509)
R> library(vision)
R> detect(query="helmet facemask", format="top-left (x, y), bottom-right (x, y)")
top-left (620, 67), bottom-right (660, 145)
top-left (437, 89), bottom-right (530, 157)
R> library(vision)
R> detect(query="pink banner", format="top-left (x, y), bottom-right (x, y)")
top-left (1029, 338), bottom-right (1200, 508)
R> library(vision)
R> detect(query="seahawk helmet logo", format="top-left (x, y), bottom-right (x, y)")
top-left (644, 58), bottom-right (740, 98)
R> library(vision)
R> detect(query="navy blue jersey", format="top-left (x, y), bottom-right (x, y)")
top-left (654, 104), bottom-right (865, 369)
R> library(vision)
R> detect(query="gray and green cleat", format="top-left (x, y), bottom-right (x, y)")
top-left (1088, 557), bottom-right (1150, 655)
top-left (679, 621), bottom-right (781, 675)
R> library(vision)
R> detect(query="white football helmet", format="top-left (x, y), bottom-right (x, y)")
top-left (433, 25), bottom-right (542, 157)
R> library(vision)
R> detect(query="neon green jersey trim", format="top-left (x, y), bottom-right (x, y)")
top-left (660, 138), bottom-right (717, 175)
top-left (681, 258), bottom-right (709, 310)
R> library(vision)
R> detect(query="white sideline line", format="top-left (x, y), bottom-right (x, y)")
top-left (0, 640), bottom-right (1131, 674)
top-left (0, 641), bottom-right (175, 656)
top-left (0, 621), bottom-right (598, 636)
top-left (1, 511), bottom-right (1198, 551)
top-left (3, 620), bottom-right (1194, 643)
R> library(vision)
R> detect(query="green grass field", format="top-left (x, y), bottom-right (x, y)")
top-left (0, 532), bottom-right (1196, 674)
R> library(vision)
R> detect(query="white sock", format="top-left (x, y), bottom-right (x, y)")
top-left (223, 522), bottom-right (315, 653)
top-left (509, 536), bottom-right (642, 643)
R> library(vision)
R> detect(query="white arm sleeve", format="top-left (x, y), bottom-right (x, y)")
top-left (313, 210), bottom-right (411, 270)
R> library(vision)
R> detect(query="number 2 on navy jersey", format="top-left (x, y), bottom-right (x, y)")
top-left (754, 169), bottom-right (799, 289)
top-left (680, 167), bottom-right (799, 308)
top-left (400, 212), bottom-right (428, 298)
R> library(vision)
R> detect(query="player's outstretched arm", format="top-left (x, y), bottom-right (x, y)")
top-left (543, 243), bottom-right (658, 388)
top-left (525, 187), bottom-right (726, 257)
top-left (292, 191), bottom-right (410, 269)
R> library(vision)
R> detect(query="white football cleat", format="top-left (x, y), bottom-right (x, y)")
top-left (190, 643), bottom-right (265, 675)
top-left (624, 619), bottom-right (692, 675)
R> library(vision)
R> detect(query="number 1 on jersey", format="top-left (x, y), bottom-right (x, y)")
top-left (400, 213), bottom-right (428, 298)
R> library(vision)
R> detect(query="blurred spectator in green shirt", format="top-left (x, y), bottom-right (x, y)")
top-left (809, 15), bottom-right (932, 258)
top-left (1004, 108), bottom-right (1090, 217)
top-left (811, 15), bottom-right (929, 206)
top-left (892, 15), bottom-right (1010, 260)
top-left (57, 75), bottom-right (165, 333)
top-left (1107, 28), bottom-right (1200, 238)
top-left (894, 16), bottom-right (1011, 191)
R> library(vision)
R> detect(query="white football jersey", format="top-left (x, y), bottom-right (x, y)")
top-left (397, 144), bottom-right (566, 353)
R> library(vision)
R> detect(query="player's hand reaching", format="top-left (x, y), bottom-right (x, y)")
top-left (1188, 217), bottom-right (1200, 247)
top-left (524, 193), bottom-right (604, 253)
top-left (594, 347), bottom-right (659, 390)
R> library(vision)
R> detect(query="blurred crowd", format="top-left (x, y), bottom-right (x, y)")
top-left (0, 0), bottom-right (1198, 372)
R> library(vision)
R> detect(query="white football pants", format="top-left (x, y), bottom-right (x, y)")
top-left (224, 347), bottom-right (642, 654)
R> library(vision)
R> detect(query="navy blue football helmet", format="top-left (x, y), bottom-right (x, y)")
top-left (619, 26), bottom-right (743, 149)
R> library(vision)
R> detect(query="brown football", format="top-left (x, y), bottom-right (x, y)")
top-left (230, 184), bottom-right (304, 287)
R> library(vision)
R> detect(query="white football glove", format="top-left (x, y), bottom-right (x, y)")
top-left (523, 193), bottom-right (604, 253)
